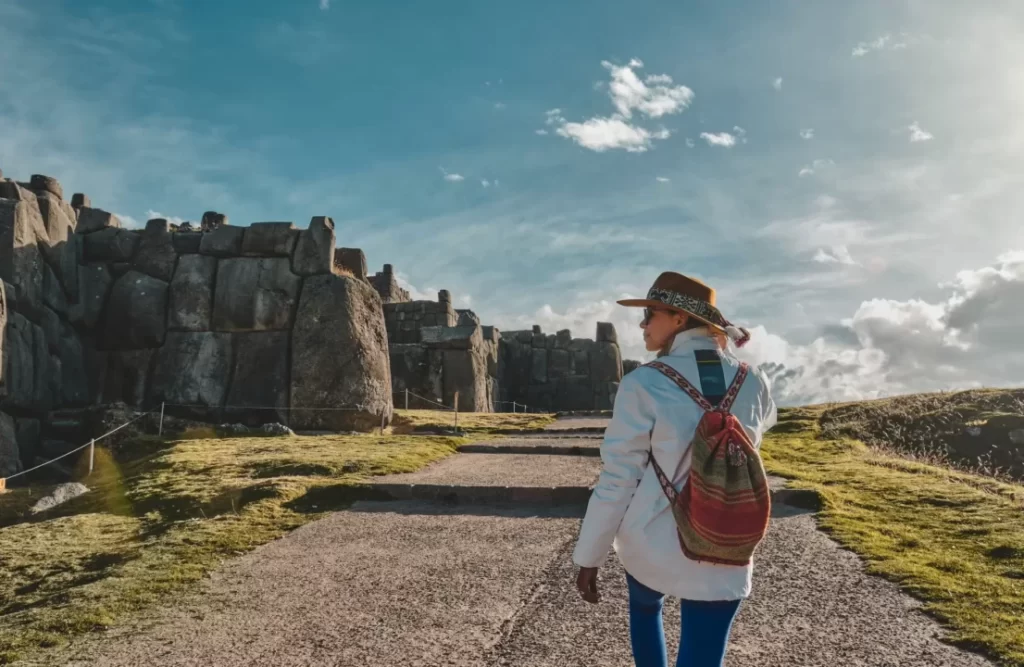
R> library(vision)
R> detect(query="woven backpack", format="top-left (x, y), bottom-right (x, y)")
top-left (644, 356), bottom-right (771, 566)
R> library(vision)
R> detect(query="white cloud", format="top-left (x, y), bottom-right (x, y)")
top-left (852, 32), bottom-right (920, 57)
top-left (556, 117), bottom-right (670, 153)
top-left (685, 138), bottom-right (695, 148)
top-left (732, 251), bottom-right (1024, 405)
top-left (544, 59), bottom-right (692, 153)
top-left (800, 128), bottom-right (814, 140)
top-left (733, 126), bottom-right (748, 144)
top-left (444, 173), bottom-right (464, 182)
top-left (394, 272), bottom-right (439, 302)
top-left (481, 179), bottom-right (490, 187)
top-left (798, 158), bottom-right (835, 177)
top-left (908, 121), bottom-right (933, 142)
top-left (773, 77), bottom-right (783, 91)
top-left (319, 0), bottom-right (329, 9)
top-left (535, 129), bottom-right (549, 136)
top-left (656, 176), bottom-right (670, 183)
top-left (699, 131), bottom-right (737, 147)
top-left (115, 213), bottom-right (143, 229)
top-left (494, 102), bottom-right (506, 110)
top-left (602, 58), bottom-right (694, 119)
top-left (813, 245), bottom-right (858, 265)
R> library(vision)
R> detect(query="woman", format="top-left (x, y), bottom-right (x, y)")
top-left (572, 271), bottom-right (777, 667)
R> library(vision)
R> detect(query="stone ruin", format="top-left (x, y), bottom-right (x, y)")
top-left (0, 167), bottom-right (628, 477)
top-left (0, 170), bottom-right (392, 477)
top-left (497, 322), bottom-right (623, 412)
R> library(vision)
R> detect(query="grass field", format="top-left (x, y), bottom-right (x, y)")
top-left (764, 405), bottom-right (1024, 666)
top-left (0, 432), bottom-right (465, 665)
top-left (390, 408), bottom-right (556, 434)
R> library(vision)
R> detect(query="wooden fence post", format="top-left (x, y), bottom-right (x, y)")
top-left (404, 389), bottom-right (409, 411)
top-left (88, 439), bottom-right (95, 476)
top-left (159, 402), bottom-right (166, 436)
top-left (454, 391), bottom-right (459, 431)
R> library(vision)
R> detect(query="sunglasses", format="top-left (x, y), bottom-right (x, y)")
top-left (642, 307), bottom-right (668, 324)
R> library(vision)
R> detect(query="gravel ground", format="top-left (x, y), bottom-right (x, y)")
top-left (373, 453), bottom-right (602, 488)
top-left (490, 510), bottom-right (995, 667)
top-left (54, 502), bottom-right (582, 667)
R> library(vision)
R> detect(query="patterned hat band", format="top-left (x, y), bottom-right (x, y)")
top-left (647, 287), bottom-right (752, 348)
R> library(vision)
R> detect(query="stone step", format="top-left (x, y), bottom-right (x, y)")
top-left (458, 437), bottom-right (601, 457)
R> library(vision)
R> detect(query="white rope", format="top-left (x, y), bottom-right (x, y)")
top-left (3, 412), bottom-right (151, 481)
top-left (400, 391), bottom-right (454, 411)
top-left (162, 403), bottom-right (369, 412)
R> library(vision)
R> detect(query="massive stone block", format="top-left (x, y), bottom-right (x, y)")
top-left (102, 350), bottom-right (155, 408)
top-left (58, 321), bottom-right (89, 406)
top-left (549, 348), bottom-right (571, 378)
top-left (29, 175), bottom-right (63, 199)
top-left (42, 263), bottom-right (68, 316)
top-left (15, 417), bottom-right (40, 466)
top-left (591, 341), bottom-right (622, 384)
top-left (558, 375), bottom-right (595, 411)
top-left (199, 225), bottom-right (244, 257)
top-left (132, 219), bottom-right (178, 282)
top-left (419, 324), bottom-right (482, 349)
top-left (75, 207), bottom-right (121, 234)
top-left (0, 411), bottom-right (19, 477)
top-left (101, 271), bottom-right (169, 349)
top-left (168, 254), bottom-right (215, 331)
top-left (292, 216), bottom-right (335, 276)
top-left (290, 274), bottom-right (391, 431)
top-left (0, 198), bottom-right (50, 317)
top-left (172, 231), bottom-right (202, 254)
top-left (150, 332), bottom-right (233, 412)
top-left (531, 348), bottom-right (547, 384)
top-left (84, 227), bottom-right (140, 262)
top-left (212, 257), bottom-right (301, 332)
top-left (242, 222), bottom-right (297, 257)
top-left (55, 233), bottom-right (82, 304)
top-left (35, 191), bottom-right (76, 257)
top-left (389, 343), bottom-right (428, 394)
top-left (225, 331), bottom-right (290, 425)
top-left (442, 348), bottom-right (490, 412)
top-left (70, 263), bottom-right (113, 328)
top-left (2, 312), bottom-right (49, 412)
top-left (335, 247), bottom-right (367, 280)
top-left (596, 321), bottom-right (618, 343)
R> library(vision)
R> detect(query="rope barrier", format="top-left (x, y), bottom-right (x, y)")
top-left (396, 390), bottom-right (455, 411)
top-left (1, 411), bottom-right (152, 485)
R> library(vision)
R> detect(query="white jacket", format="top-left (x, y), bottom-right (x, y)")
top-left (572, 327), bottom-right (778, 601)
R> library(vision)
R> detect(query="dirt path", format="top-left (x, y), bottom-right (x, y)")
top-left (41, 424), bottom-right (995, 667)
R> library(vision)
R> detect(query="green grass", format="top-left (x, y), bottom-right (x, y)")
top-left (391, 408), bottom-right (557, 434)
top-left (0, 432), bottom-right (464, 665)
top-left (764, 406), bottom-right (1024, 666)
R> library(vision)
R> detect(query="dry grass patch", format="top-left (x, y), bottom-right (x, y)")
top-left (391, 409), bottom-right (556, 434)
top-left (765, 406), bottom-right (1024, 666)
top-left (0, 433), bottom-right (463, 665)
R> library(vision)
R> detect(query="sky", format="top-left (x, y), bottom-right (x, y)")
top-left (2, 0), bottom-right (1023, 406)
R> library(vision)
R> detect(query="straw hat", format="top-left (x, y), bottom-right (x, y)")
top-left (617, 271), bottom-right (751, 348)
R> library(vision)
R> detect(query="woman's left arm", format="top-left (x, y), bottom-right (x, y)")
top-left (572, 371), bottom-right (657, 569)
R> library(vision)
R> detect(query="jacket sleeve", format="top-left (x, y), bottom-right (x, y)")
top-left (572, 371), bottom-right (656, 568)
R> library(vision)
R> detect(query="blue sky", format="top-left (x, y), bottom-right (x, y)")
top-left (2, 0), bottom-right (1024, 405)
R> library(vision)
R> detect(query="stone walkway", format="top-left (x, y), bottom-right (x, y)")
top-left (48, 421), bottom-right (994, 667)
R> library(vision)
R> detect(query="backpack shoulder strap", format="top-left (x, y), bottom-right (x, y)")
top-left (643, 361), bottom-right (714, 412)
top-left (718, 362), bottom-right (750, 414)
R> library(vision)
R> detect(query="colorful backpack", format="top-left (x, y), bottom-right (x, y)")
top-left (644, 355), bottom-right (771, 566)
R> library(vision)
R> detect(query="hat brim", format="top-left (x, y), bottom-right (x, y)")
top-left (616, 298), bottom-right (726, 333)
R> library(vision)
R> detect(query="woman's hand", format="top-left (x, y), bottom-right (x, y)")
top-left (576, 566), bottom-right (600, 603)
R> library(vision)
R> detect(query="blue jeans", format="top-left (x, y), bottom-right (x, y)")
top-left (626, 571), bottom-right (742, 667)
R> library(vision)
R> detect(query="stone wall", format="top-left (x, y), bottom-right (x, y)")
top-left (383, 290), bottom-right (457, 344)
top-left (497, 322), bottom-right (622, 412)
top-left (369, 264), bottom-right (410, 304)
top-left (0, 170), bottom-right (393, 476)
top-left (384, 291), bottom-right (498, 412)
